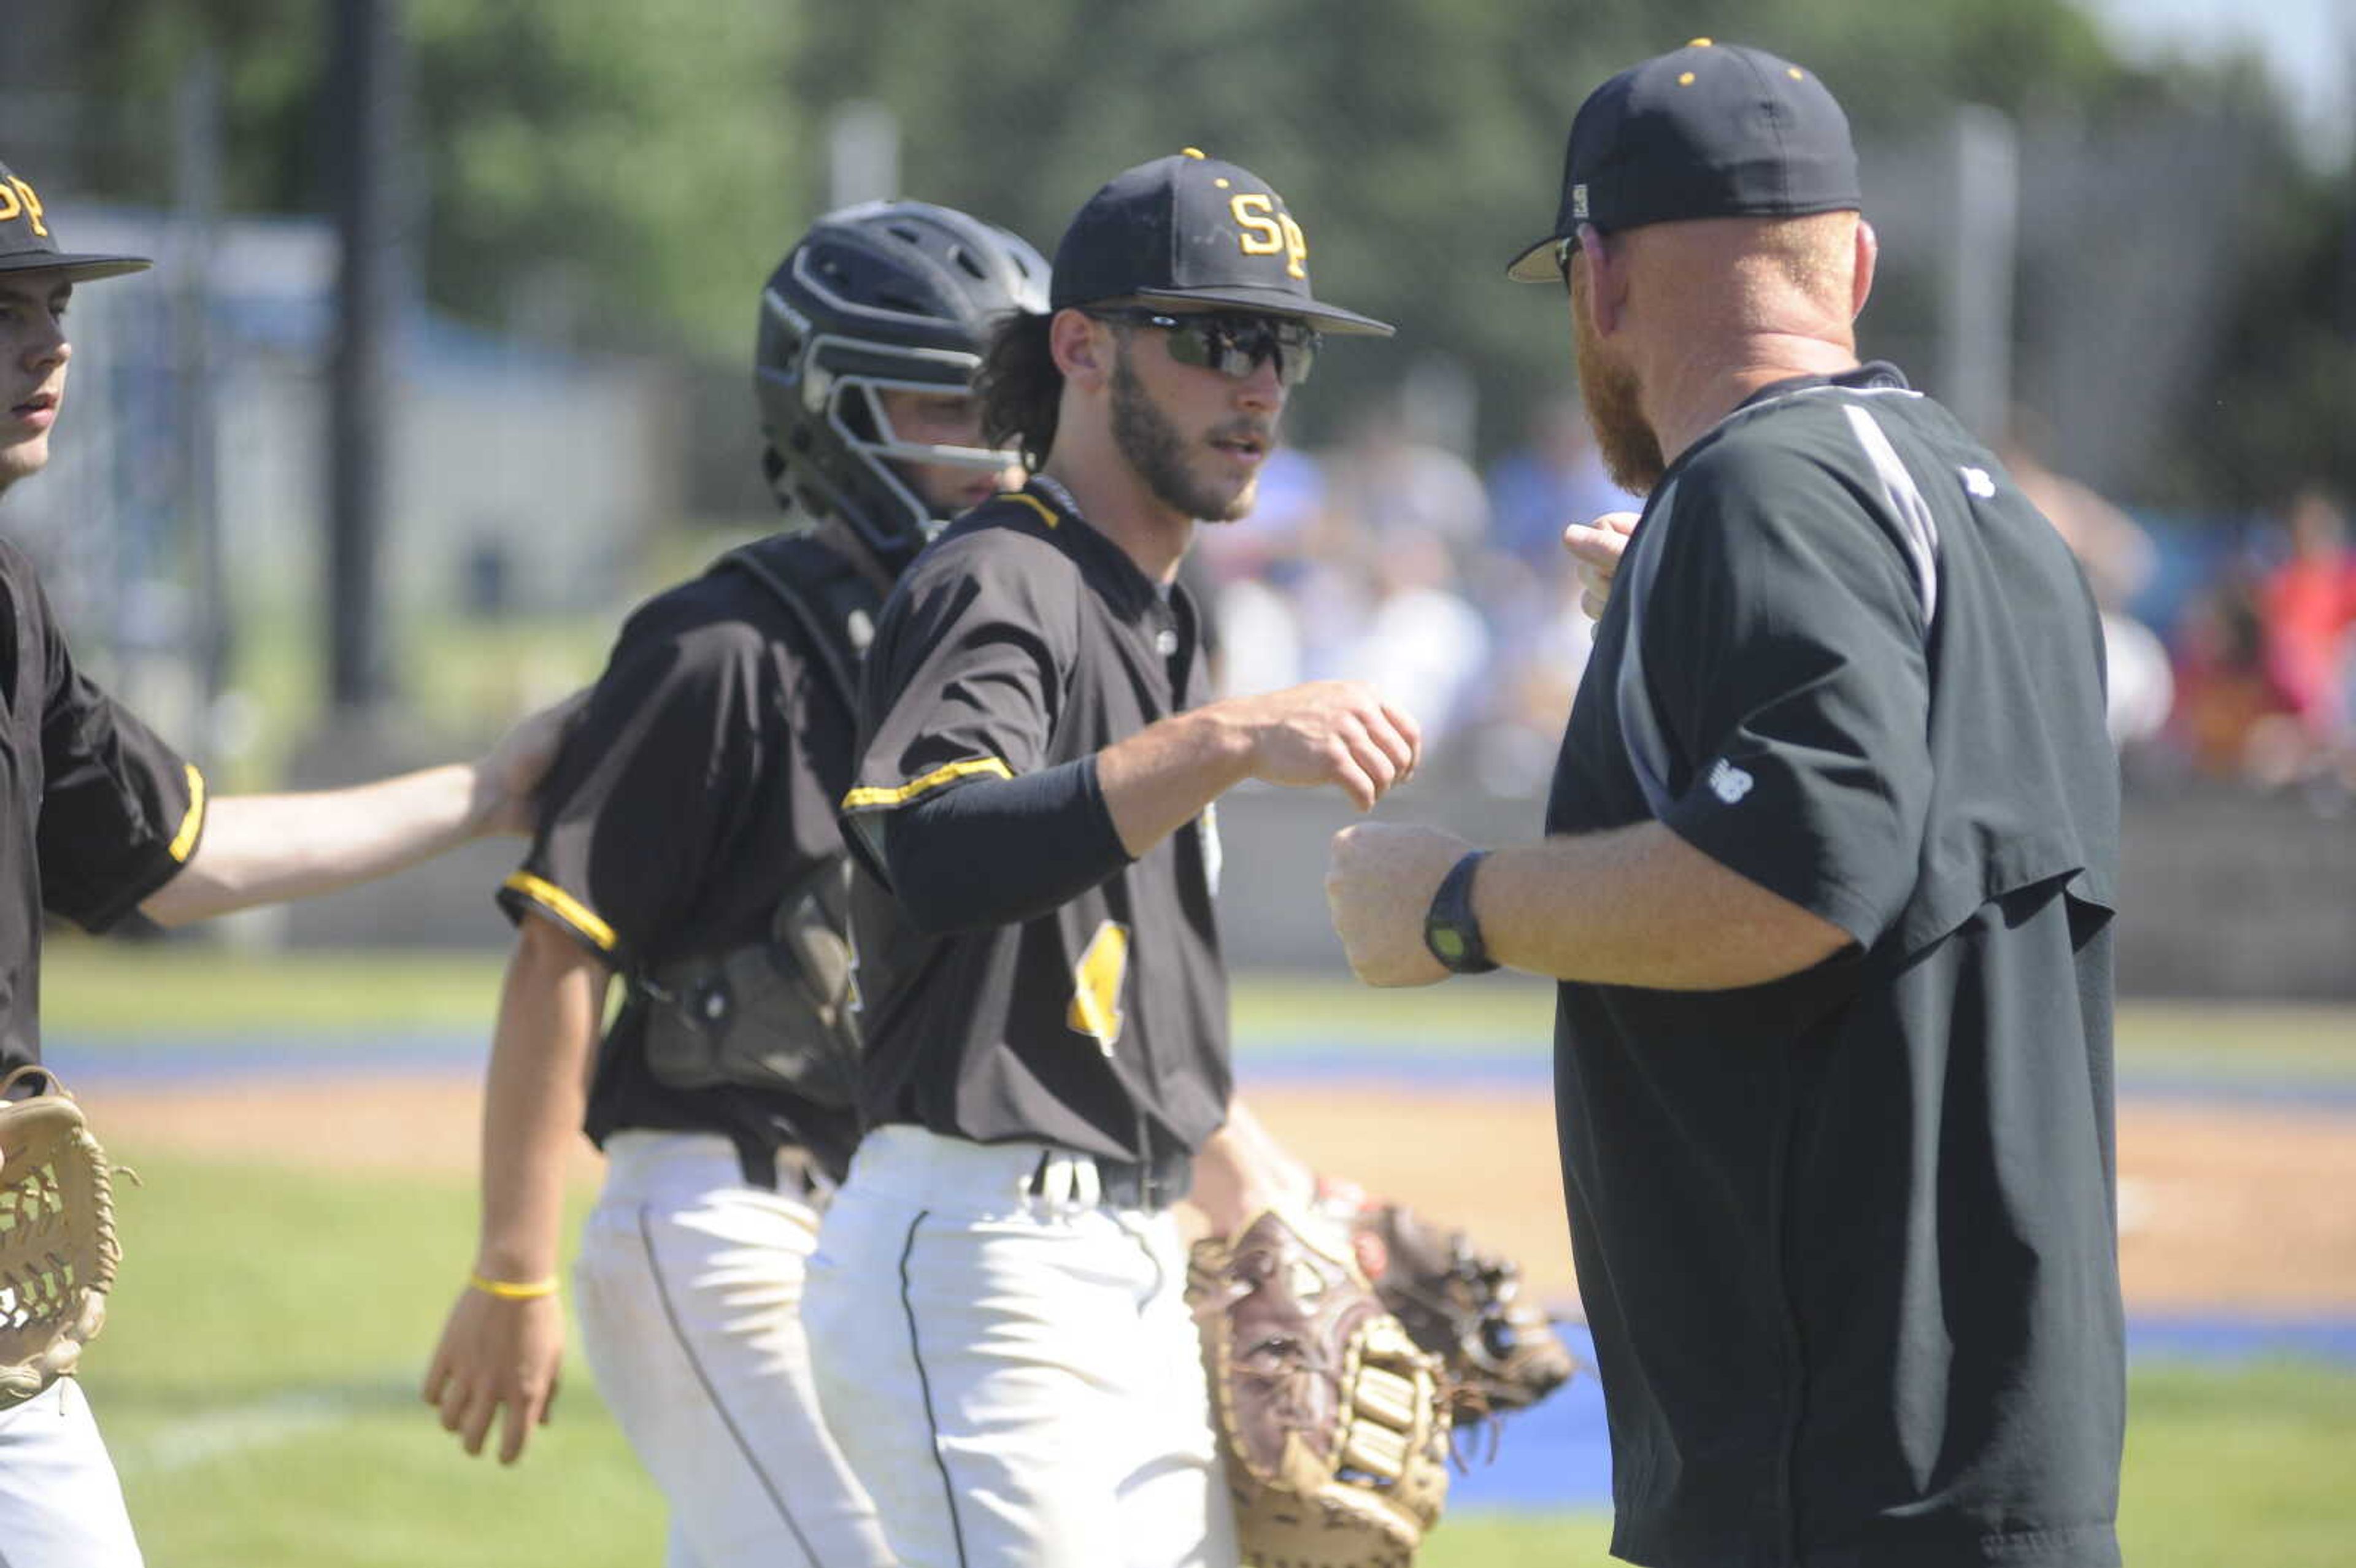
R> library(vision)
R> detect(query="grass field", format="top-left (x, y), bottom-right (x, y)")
top-left (37, 944), bottom-right (2356, 1565)
top-left (79, 1153), bottom-right (2356, 1568)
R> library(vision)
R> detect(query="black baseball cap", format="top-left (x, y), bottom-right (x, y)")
top-left (1051, 148), bottom-right (1393, 336)
top-left (0, 157), bottom-right (151, 283)
top-left (1506, 40), bottom-right (1860, 282)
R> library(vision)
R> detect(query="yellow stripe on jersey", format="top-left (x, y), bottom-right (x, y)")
top-left (501, 870), bottom-right (619, 952)
top-left (841, 756), bottom-right (1014, 812)
top-left (167, 764), bottom-right (207, 862)
top-left (1001, 492), bottom-right (1059, 529)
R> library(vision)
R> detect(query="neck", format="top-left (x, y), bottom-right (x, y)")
top-left (1642, 331), bottom-right (1861, 469)
top-left (1039, 438), bottom-right (1194, 586)
top-left (810, 515), bottom-right (897, 596)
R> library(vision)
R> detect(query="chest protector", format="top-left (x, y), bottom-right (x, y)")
top-left (637, 536), bottom-right (879, 1108)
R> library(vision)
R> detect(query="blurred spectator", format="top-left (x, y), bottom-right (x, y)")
top-left (1998, 421), bottom-right (2173, 748)
top-left (1486, 394), bottom-right (1633, 571)
top-left (2166, 569), bottom-right (2303, 783)
top-left (1325, 400), bottom-right (1491, 557)
top-left (2258, 486), bottom-right (2356, 751)
top-left (1474, 564), bottom-right (1598, 796)
top-left (1195, 448), bottom-right (1325, 698)
top-left (1332, 530), bottom-right (1491, 742)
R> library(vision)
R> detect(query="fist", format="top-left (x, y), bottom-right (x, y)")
top-left (1324, 822), bottom-right (1469, 988)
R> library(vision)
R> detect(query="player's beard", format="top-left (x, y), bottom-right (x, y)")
top-left (1110, 342), bottom-right (1262, 523)
top-left (1569, 266), bottom-right (1665, 496)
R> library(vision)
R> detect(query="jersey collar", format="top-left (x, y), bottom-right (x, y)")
top-left (1733, 359), bottom-right (1911, 415)
top-left (1013, 476), bottom-right (1163, 618)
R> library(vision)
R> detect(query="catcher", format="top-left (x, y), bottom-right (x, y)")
top-left (0, 153), bottom-right (570, 1568)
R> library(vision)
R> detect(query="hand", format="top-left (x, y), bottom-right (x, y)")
top-left (1227, 681), bottom-right (1422, 811)
top-left (1563, 510), bottom-right (1638, 621)
top-left (1325, 821), bottom-right (1471, 986)
top-left (422, 1285), bottom-right (566, 1464)
top-left (471, 688), bottom-right (590, 837)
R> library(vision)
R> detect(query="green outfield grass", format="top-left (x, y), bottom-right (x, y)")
top-left (67, 1153), bottom-right (2356, 1568)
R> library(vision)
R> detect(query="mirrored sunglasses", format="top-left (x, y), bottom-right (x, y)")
top-left (1091, 308), bottom-right (1322, 387)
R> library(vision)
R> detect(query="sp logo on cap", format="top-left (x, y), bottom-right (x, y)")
top-left (1571, 185), bottom-right (1590, 222)
top-left (1229, 193), bottom-right (1307, 280)
top-left (0, 177), bottom-right (50, 238)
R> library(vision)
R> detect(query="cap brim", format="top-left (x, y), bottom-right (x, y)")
top-left (0, 252), bottom-right (153, 283)
top-left (1504, 233), bottom-right (1569, 284)
top-left (1131, 284), bottom-right (1395, 337)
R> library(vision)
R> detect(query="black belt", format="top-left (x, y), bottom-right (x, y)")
top-left (1100, 1147), bottom-right (1195, 1212)
top-left (1023, 1145), bottom-right (1196, 1213)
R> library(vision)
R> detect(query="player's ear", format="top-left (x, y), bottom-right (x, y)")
top-left (1569, 225), bottom-right (1626, 337)
top-left (1049, 307), bottom-right (1112, 391)
top-left (1850, 218), bottom-right (1879, 321)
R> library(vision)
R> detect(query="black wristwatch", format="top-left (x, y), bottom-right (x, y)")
top-left (1423, 850), bottom-right (1500, 975)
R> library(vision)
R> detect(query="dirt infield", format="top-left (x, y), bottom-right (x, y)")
top-left (85, 1074), bottom-right (2356, 1315)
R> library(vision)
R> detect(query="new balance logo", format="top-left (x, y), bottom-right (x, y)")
top-left (1707, 758), bottom-right (1754, 804)
top-left (1960, 466), bottom-right (1996, 499)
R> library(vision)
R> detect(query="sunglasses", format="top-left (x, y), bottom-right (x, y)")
top-left (1090, 308), bottom-right (1322, 387)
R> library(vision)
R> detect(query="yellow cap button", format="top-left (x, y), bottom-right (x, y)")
top-left (1180, 147), bottom-right (1206, 159)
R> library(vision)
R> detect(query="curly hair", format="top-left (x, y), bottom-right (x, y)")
top-left (976, 309), bottom-right (1064, 472)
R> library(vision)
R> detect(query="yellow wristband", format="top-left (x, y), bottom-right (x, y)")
top-left (468, 1272), bottom-right (558, 1301)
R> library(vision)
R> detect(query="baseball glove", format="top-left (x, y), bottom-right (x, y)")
top-left (1319, 1183), bottom-right (1578, 1433)
top-left (1188, 1208), bottom-right (1450, 1568)
top-left (0, 1067), bottom-right (125, 1410)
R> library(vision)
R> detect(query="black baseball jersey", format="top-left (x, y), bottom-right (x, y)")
top-left (497, 534), bottom-right (872, 1183)
top-left (1547, 365), bottom-right (2124, 1567)
top-left (3, 539), bottom-right (206, 1077)
top-left (842, 480), bottom-right (1230, 1165)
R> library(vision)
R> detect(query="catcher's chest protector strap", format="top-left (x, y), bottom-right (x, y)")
top-left (712, 536), bottom-right (881, 723)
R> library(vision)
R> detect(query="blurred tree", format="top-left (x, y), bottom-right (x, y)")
top-left (783, 0), bottom-right (2175, 448)
top-left (54, 0), bottom-right (2352, 513)
top-left (72, 0), bottom-right (809, 356)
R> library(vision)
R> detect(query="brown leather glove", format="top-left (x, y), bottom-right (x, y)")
top-left (1188, 1207), bottom-right (1451, 1568)
top-left (0, 1068), bottom-right (125, 1409)
top-left (1318, 1181), bottom-right (1579, 1432)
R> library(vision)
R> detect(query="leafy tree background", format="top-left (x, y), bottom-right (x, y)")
top-left (31, 0), bottom-right (2356, 512)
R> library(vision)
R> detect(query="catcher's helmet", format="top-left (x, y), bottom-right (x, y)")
top-left (756, 201), bottom-right (1049, 566)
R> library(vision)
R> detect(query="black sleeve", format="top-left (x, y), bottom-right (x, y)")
top-left (496, 605), bottom-right (772, 970)
top-left (842, 528), bottom-right (1083, 874)
top-left (1642, 437), bottom-right (1933, 948)
top-left (878, 755), bottom-right (1131, 935)
top-left (34, 573), bottom-right (207, 933)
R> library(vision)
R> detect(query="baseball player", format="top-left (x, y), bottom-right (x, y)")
top-left (800, 150), bottom-right (1411, 1568)
top-left (1326, 42), bottom-right (2125, 1567)
top-left (419, 201), bottom-right (1048, 1567)
top-left (0, 153), bottom-right (571, 1568)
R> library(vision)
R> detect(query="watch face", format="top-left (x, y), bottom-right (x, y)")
top-left (1430, 926), bottom-right (1471, 963)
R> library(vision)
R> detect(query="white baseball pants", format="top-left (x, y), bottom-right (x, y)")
top-left (803, 1123), bottom-right (1238, 1568)
top-left (571, 1130), bottom-right (893, 1568)
top-left (0, 1377), bottom-right (144, 1568)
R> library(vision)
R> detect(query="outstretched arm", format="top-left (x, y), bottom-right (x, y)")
top-left (140, 694), bottom-right (580, 928)
top-left (421, 912), bottom-right (610, 1464)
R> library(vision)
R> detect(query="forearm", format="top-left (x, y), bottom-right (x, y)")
top-left (142, 763), bottom-right (496, 926)
top-left (1479, 821), bottom-right (1853, 990)
top-left (880, 758), bottom-right (1131, 934)
top-left (474, 919), bottom-right (608, 1283)
top-left (1096, 704), bottom-right (1252, 856)
top-left (1188, 1099), bottom-right (1316, 1236)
